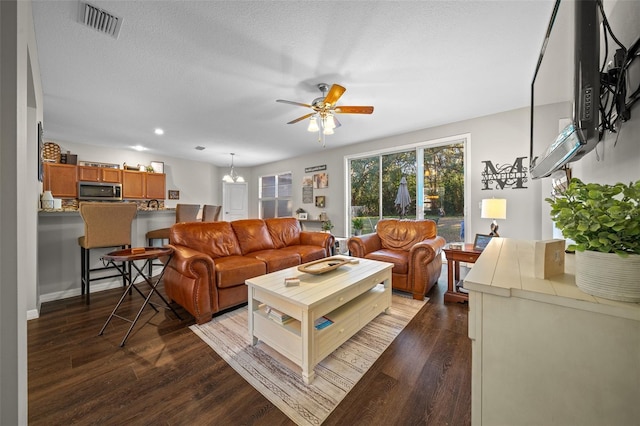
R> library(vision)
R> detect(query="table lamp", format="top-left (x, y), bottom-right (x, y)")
top-left (481, 198), bottom-right (507, 237)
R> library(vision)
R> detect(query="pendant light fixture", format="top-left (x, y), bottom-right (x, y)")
top-left (222, 153), bottom-right (244, 183)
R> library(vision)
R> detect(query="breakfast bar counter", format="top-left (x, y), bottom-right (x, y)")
top-left (38, 208), bottom-right (176, 302)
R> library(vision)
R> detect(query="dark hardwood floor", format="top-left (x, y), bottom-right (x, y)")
top-left (28, 270), bottom-right (471, 425)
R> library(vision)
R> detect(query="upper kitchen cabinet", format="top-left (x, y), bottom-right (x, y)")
top-left (122, 170), bottom-right (166, 199)
top-left (145, 173), bottom-right (166, 199)
top-left (43, 163), bottom-right (77, 198)
top-left (78, 166), bottom-right (122, 183)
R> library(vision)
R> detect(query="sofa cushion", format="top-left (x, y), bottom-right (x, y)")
top-left (364, 249), bottom-right (409, 275)
top-left (244, 249), bottom-right (300, 273)
top-left (278, 245), bottom-right (327, 264)
top-left (214, 255), bottom-right (266, 289)
top-left (231, 219), bottom-right (275, 255)
top-left (265, 217), bottom-right (301, 248)
top-left (171, 222), bottom-right (242, 258)
top-left (376, 219), bottom-right (437, 251)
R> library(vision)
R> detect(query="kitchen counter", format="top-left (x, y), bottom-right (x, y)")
top-left (38, 207), bottom-right (176, 215)
top-left (38, 208), bottom-right (177, 302)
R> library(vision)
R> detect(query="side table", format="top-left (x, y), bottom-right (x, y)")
top-left (443, 243), bottom-right (482, 303)
top-left (99, 247), bottom-right (181, 346)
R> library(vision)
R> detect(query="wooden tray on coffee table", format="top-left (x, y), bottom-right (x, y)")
top-left (297, 257), bottom-right (350, 275)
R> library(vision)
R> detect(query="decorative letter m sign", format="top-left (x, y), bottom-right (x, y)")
top-left (481, 156), bottom-right (528, 190)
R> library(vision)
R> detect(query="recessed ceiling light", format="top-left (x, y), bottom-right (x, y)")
top-left (132, 145), bottom-right (147, 151)
top-left (154, 128), bottom-right (164, 135)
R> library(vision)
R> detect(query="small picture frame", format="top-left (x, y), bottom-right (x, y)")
top-left (315, 196), bottom-right (325, 208)
top-left (151, 161), bottom-right (164, 173)
top-left (473, 234), bottom-right (493, 251)
top-left (297, 212), bottom-right (308, 220)
top-left (168, 190), bottom-right (180, 200)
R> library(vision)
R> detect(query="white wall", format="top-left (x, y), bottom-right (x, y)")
top-left (250, 106), bottom-right (540, 241)
top-left (1, 0), bottom-right (43, 423)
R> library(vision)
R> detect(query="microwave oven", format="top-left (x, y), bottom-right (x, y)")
top-left (78, 181), bottom-right (122, 201)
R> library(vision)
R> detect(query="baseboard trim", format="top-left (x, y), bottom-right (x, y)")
top-left (39, 280), bottom-right (125, 304)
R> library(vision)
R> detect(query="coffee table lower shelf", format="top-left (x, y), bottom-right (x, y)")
top-left (246, 258), bottom-right (393, 384)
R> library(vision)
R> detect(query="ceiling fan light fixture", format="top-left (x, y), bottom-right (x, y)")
top-left (323, 126), bottom-right (334, 135)
top-left (324, 114), bottom-right (336, 130)
top-left (307, 116), bottom-right (319, 132)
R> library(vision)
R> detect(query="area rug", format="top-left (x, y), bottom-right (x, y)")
top-left (190, 293), bottom-right (427, 425)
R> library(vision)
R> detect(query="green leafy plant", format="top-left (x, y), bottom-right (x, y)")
top-left (352, 217), bottom-right (364, 231)
top-left (546, 178), bottom-right (640, 257)
top-left (321, 220), bottom-right (334, 232)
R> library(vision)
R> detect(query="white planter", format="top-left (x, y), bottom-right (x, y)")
top-left (575, 250), bottom-right (640, 302)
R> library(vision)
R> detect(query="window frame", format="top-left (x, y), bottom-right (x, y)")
top-left (258, 171), bottom-right (293, 219)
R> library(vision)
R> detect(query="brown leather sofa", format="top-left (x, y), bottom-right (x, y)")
top-left (347, 218), bottom-right (445, 300)
top-left (163, 217), bottom-right (334, 324)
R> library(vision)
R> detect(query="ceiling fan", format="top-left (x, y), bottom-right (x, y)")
top-left (276, 83), bottom-right (374, 146)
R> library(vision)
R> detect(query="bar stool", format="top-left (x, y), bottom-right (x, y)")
top-left (78, 202), bottom-right (138, 304)
top-left (202, 205), bottom-right (221, 222)
top-left (145, 204), bottom-right (200, 274)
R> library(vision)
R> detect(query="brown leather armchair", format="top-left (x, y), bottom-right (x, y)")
top-left (348, 218), bottom-right (446, 300)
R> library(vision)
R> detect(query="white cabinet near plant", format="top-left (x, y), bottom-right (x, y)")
top-left (464, 238), bottom-right (640, 426)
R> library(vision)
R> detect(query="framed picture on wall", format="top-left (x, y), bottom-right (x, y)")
top-left (168, 190), bottom-right (180, 200)
top-left (297, 212), bottom-right (308, 220)
top-left (313, 173), bottom-right (328, 189)
top-left (315, 196), bottom-right (325, 208)
top-left (150, 161), bottom-right (164, 173)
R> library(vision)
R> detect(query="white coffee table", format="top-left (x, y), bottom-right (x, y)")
top-left (245, 256), bottom-right (393, 384)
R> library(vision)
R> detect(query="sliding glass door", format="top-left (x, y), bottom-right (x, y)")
top-left (348, 137), bottom-right (466, 241)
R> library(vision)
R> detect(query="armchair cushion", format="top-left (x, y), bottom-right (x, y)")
top-left (377, 218), bottom-right (437, 250)
top-left (348, 218), bottom-right (445, 300)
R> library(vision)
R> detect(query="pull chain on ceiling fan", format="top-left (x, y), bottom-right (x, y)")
top-left (276, 83), bottom-right (374, 147)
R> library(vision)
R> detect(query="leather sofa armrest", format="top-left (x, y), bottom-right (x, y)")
top-left (300, 231), bottom-right (335, 256)
top-left (348, 233), bottom-right (382, 258)
top-left (167, 244), bottom-right (215, 280)
top-left (407, 235), bottom-right (447, 298)
top-left (421, 235), bottom-right (446, 255)
top-left (408, 236), bottom-right (446, 264)
top-left (164, 244), bottom-right (216, 324)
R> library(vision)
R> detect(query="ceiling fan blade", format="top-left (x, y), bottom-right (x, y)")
top-left (334, 106), bottom-right (374, 114)
top-left (323, 84), bottom-right (346, 106)
top-left (276, 99), bottom-right (312, 108)
top-left (287, 113), bottom-right (314, 124)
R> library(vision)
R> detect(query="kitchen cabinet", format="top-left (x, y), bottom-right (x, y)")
top-left (145, 173), bottom-right (166, 199)
top-left (43, 163), bottom-right (77, 198)
top-left (78, 166), bottom-right (122, 183)
top-left (122, 170), bottom-right (166, 199)
top-left (122, 170), bottom-right (145, 199)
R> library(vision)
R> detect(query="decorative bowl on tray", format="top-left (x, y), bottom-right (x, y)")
top-left (297, 257), bottom-right (350, 275)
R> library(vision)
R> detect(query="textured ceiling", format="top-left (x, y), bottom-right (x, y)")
top-left (32, 0), bottom-right (555, 168)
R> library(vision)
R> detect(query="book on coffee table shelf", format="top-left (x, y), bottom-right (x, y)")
top-left (265, 306), bottom-right (294, 325)
top-left (314, 316), bottom-right (333, 330)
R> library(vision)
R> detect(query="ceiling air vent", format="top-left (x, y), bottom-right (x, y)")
top-left (195, 146), bottom-right (206, 151)
top-left (77, 2), bottom-right (122, 39)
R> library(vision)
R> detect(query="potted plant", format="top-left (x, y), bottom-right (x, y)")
top-left (546, 178), bottom-right (640, 302)
top-left (321, 219), bottom-right (334, 233)
top-left (352, 217), bottom-right (364, 236)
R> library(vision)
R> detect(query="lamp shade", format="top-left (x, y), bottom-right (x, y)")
top-left (481, 198), bottom-right (507, 219)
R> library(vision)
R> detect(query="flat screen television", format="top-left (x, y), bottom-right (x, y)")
top-left (530, 0), bottom-right (601, 179)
